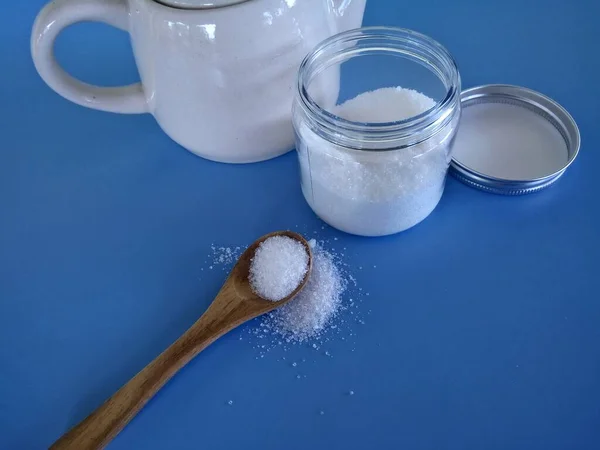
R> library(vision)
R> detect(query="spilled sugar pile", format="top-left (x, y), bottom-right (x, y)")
top-left (250, 235), bottom-right (367, 356)
top-left (210, 245), bottom-right (242, 266)
top-left (260, 239), bottom-right (345, 342)
top-left (202, 231), bottom-right (368, 411)
top-left (201, 232), bottom-right (366, 354)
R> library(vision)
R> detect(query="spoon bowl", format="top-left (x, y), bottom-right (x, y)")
top-left (50, 230), bottom-right (312, 450)
top-left (229, 230), bottom-right (313, 310)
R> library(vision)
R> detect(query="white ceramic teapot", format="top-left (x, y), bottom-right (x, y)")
top-left (31, 0), bottom-right (366, 163)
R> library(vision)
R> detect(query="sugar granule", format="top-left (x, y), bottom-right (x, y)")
top-left (249, 236), bottom-right (309, 302)
top-left (211, 245), bottom-right (243, 266)
top-left (263, 241), bottom-right (346, 341)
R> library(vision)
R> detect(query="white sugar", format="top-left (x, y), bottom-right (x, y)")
top-left (249, 236), bottom-right (309, 302)
top-left (264, 241), bottom-right (346, 341)
top-left (209, 235), bottom-right (365, 352)
top-left (297, 86), bottom-right (457, 236)
top-left (211, 245), bottom-right (243, 266)
top-left (332, 87), bottom-right (436, 123)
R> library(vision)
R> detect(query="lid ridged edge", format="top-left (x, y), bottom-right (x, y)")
top-left (450, 84), bottom-right (580, 195)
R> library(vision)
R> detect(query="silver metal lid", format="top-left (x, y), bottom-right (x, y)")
top-left (450, 84), bottom-right (580, 195)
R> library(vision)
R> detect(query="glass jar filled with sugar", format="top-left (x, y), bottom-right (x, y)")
top-left (292, 27), bottom-right (462, 237)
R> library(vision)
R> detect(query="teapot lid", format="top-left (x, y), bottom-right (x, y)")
top-left (157, 0), bottom-right (251, 8)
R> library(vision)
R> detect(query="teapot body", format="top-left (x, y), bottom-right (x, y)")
top-left (32, 0), bottom-right (367, 162)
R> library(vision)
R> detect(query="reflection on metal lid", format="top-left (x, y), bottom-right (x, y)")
top-left (450, 84), bottom-right (580, 195)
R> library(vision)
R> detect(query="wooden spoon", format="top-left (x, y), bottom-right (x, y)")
top-left (50, 230), bottom-right (312, 450)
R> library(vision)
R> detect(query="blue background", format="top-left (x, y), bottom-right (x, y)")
top-left (1, 0), bottom-right (599, 449)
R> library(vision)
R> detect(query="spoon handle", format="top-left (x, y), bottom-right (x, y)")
top-left (50, 288), bottom-right (251, 450)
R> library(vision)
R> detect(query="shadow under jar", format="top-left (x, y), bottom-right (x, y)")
top-left (292, 27), bottom-right (462, 237)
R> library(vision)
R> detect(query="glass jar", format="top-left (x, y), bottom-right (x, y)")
top-left (292, 27), bottom-right (462, 236)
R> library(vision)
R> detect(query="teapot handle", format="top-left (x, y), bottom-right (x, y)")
top-left (31, 0), bottom-right (148, 114)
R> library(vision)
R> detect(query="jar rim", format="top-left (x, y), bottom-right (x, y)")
top-left (296, 26), bottom-right (462, 150)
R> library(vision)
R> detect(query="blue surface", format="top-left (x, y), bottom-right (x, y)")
top-left (1, 0), bottom-right (600, 449)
